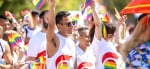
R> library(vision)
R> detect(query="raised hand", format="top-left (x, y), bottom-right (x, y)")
top-left (48, 0), bottom-right (55, 8)
top-left (90, 0), bottom-right (95, 9)
top-left (118, 15), bottom-right (127, 25)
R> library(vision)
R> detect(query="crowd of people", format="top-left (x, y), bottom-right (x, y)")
top-left (0, 0), bottom-right (150, 69)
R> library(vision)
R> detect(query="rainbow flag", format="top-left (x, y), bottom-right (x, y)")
top-left (81, 4), bottom-right (86, 14)
top-left (24, 12), bottom-right (35, 28)
top-left (85, 0), bottom-right (92, 7)
top-left (8, 32), bottom-right (22, 48)
top-left (81, 0), bottom-right (92, 14)
top-left (28, 50), bottom-right (46, 69)
top-left (72, 14), bottom-right (79, 25)
top-left (102, 23), bottom-right (107, 38)
top-left (86, 7), bottom-right (92, 20)
top-left (102, 14), bottom-right (111, 23)
top-left (32, 0), bottom-right (45, 9)
top-left (5, 11), bottom-right (17, 23)
top-left (36, 50), bottom-right (46, 63)
top-left (28, 62), bottom-right (46, 69)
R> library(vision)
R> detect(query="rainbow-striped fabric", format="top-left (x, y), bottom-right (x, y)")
top-left (8, 32), bottom-right (22, 48)
top-left (24, 12), bottom-right (35, 28)
top-left (28, 50), bottom-right (46, 69)
top-left (102, 23), bottom-right (107, 38)
top-left (5, 11), bottom-right (17, 23)
top-left (104, 60), bottom-right (116, 69)
top-left (81, 0), bottom-right (92, 14)
top-left (32, 0), bottom-right (45, 9)
top-left (102, 52), bottom-right (119, 69)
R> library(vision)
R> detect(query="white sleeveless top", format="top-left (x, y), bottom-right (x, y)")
top-left (0, 39), bottom-right (7, 59)
top-left (76, 46), bottom-right (96, 69)
top-left (47, 33), bottom-right (76, 69)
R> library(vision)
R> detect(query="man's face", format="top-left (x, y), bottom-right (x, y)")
top-left (0, 19), bottom-right (10, 32)
top-left (43, 12), bottom-right (49, 24)
top-left (59, 16), bottom-right (73, 35)
top-left (42, 12), bottom-right (49, 29)
top-left (33, 15), bottom-right (40, 26)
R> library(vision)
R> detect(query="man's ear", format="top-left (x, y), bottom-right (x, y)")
top-left (73, 32), bottom-right (79, 40)
top-left (39, 18), bottom-right (43, 24)
top-left (56, 24), bottom-right (62, 30)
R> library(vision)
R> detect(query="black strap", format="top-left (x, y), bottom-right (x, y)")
top-left (0, 42), bottom-right (4, 58)
top-left (0, 42), bottom-right (4, 54)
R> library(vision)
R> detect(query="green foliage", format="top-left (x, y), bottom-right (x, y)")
top-left (0, 0), bottom-right (34, 19)
top-left (103, 0), bottom-right (134, 24)
top-left (55, 0), bottom-right (82, 12)
top-left (0, 0), bottom-right (131, 20)
top-left (103, 0), bottom-right (130, 13)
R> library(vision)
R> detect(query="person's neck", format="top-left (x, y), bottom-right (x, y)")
top-left (105, 37), bottom-right (113, 42)
top-left (79, 44), bottom-right (87, 52)
top-left (58, 31), bottom-right (68, 38)
top-left (41, 28), bottom-right (47, 33)
top-left (28, 26), bottom-right (35, 30)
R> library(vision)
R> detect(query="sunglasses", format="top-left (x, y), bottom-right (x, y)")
top-left (61, 21), bottom-right (76, 27)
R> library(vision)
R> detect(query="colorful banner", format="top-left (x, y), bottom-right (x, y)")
top-left (32, 0), bottom-right (46, 9)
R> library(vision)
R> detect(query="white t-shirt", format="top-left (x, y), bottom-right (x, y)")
top-left (23, 26), bottom-right (41, 39)
top-left (76, 46), bottom-right (96, 69)
top-left (91, 36), bottom-right (122, 69)
top-left (47, 33), bottom-right (76, 69)
top-left (27, 31), bottom-right (46, 57)
top-left (0, 39), bottom-right (7, 59)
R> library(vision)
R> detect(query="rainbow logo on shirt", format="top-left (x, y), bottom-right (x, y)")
top-left (57, 62), bottom-right (69, 69)
top-left (55, 55), bottom-right (72, 69)
top-left (102, 52), bottom-right (118, 69)
top-left (104, 60), bottom-right (116, 69)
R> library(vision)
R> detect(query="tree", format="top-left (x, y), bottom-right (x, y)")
top-left (0, 0), bottom-right (83, 19)
top-left (0, 0), bottom-right (132, 20)
top-left (0, 0), bottom-right (33, 18)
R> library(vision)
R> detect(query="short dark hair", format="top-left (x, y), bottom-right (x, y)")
top-left (56, 11), bottom-right (70, 25)
top-left (137, 14), bottom-right (148, 22)
top-left (39, 10), bottom-right (48, 18)
top-left (0, 15), bottom-right (8, 20)
top-left (78, 27), bottom-right (88, 35)
top-left (31, 11), bottom-right (40, 18)
top-left (89, 24), bottom-right (95, 43)
top-left (104, 23), bottom-right (116, 35)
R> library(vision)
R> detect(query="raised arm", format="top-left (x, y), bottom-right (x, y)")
top-left (90, 1), bottom-right (102, 40)
top-left (47, 0), bottom-right (58, 58)
top-left (47, 0), bottom-right (56, 41)
top-left (115, 15), bottom-right (127, 46)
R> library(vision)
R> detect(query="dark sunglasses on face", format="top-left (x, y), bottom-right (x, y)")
top-left (61, 21), bottom-right (76, 27)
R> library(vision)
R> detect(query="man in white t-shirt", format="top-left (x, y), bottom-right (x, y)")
top-left (26, 10), bottom-right (49, 65)
top-left (23, 11), bottom-right (40, 44)
top-left (0, 16), bottom-right (12, 68)
top-left (46, 0), bottom-right (76, 69)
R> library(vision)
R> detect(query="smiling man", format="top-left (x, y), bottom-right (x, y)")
top-left (46, 0), bottom-right (76, 69)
